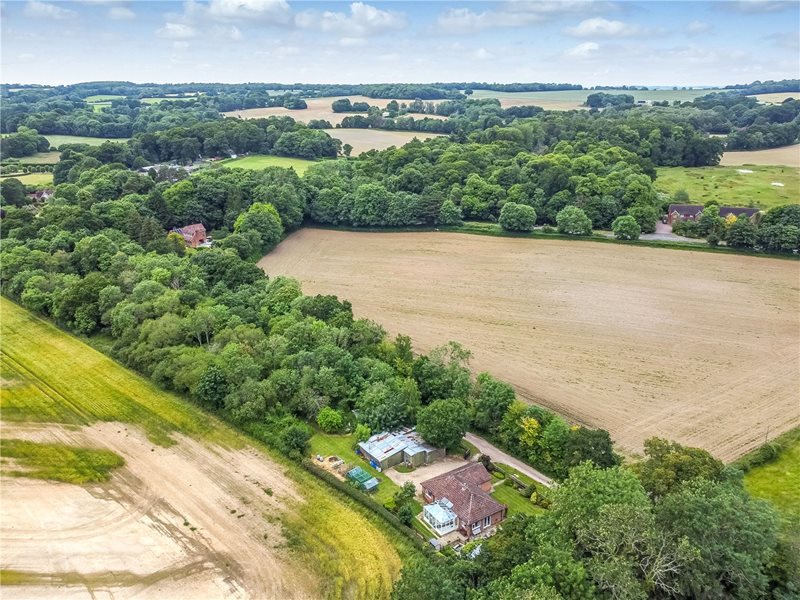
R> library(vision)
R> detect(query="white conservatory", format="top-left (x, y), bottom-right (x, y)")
top-left (423, 499), bottom-right (458, 535)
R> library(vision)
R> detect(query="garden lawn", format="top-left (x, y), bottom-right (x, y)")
top-left (655, 165), bottom-right (800, 210)
top-left (217, 154), bottom-right (317, 174)
top-left (491, 480), bottom-right (545, 517)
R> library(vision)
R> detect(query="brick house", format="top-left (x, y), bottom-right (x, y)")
top-left (421, 463), bottom-right (506, 539)
top-left (667, 204), bottom-right (760, 225)
top-left (170, 223), bottom-right (207, 248)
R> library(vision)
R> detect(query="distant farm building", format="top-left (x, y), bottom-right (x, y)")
top-left (421, 463), bottom-right (507, 539)
top-left (667, 204), bottom-right (760, 225)
top-left (170, 223), bottom-right (207, 248)
top-left (357, 428), bottom-right (445, 471)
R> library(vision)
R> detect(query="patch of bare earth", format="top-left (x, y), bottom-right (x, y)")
top-left (259, 229), bottom-right (800, 461)
top-left (0, 422), bottom-right (318, 599)
top-left (720, 144), bottom-right (800, 168)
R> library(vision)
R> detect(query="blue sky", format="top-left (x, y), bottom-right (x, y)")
top-left (1, 0), bottom-right (798, 86)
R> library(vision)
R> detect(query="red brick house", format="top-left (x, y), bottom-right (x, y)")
top-left (170, 223), bottom-right (207, 248)
top-left (667, 204), bottom-right (760, 225)
top-left (421, 463), bottom-right (506, 539)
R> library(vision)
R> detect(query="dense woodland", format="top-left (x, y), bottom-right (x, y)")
top-left (1, 79), bottom-right (799, 598)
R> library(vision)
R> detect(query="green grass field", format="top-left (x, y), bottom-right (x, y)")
top-left (0, 297), bottom-right (241, 447)
top-left (217, 154), bottom-right (317, 174)
top-left (84, 95), bottom-right (125, 103)
top-left (0, 298), bottom-right (417, 595)
top-left (0, 439), bottom-right (124, 484)
top-left (743, 438), bottom-right (800, 520)
top-left (656, 165), bottom-right (799, 210)
top-left (9, 151), bottom-right (61, 165)
top-left (43, 134), bottom-right (130, 148)
top-left (0, 172), bottom-right (53, 186)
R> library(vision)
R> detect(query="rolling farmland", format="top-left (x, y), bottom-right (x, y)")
top-left (223, 95), bottom-right (447, 126)
top-left (0, 298), bottom-right (407, 599)
top-left (719, 144), bottom-right (800, 168)
top-left (324, 128), bottom-right (445, 154)
top-left (260, 229), bottom-right (800, 461)
top-left (656, 164), bottom-right (800, 209)
top-left (469, 87), bottom-right (730, 110)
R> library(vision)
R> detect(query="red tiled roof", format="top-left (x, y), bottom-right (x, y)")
top-left (421, 463), bottom-right (504, 526)
top-left (178, 223), bottom-right (206, 234)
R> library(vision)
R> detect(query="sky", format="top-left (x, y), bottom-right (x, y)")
top-left (1, 0), bottom-right (799, 87)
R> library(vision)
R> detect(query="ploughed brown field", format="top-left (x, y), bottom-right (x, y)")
top-left (720, 144), bottom-right (800, 168)
top-left (260, 229), bottom-right (800, 461)
top-left (223, 96), bottom-right (448, 126)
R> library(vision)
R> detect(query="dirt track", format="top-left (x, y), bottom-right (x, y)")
top-left (259, 229), bottom-right (800, 461)
top-left (1, 422), bottom-right (317, 599)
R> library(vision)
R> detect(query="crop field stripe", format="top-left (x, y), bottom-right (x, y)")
top-left (1, 350), bottom-right (91, 424)
top-left (0, 297), bottom-right (236, 447)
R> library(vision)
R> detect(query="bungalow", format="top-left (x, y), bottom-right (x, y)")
top-left (27, 189), bottom-right (53, 203)
top-left (667, 204), bottom-right (760, 225)
top-left (170, 223), bottom-right (207, 248)
top-left (357, 428), bottom-right (445, 471)
top-left (421, 463), bottom-right (507, 539)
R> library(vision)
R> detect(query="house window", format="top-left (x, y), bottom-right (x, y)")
top-left (483, 515), bottom-right (491, 527)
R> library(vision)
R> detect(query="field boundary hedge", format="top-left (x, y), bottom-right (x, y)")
top-left (733, 427), bottom-right (800, 472)
top-left (300, 223), bottom-right (800, 261)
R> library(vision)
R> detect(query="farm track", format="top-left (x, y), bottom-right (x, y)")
top-left (260, 229), bottom-right (800, 460)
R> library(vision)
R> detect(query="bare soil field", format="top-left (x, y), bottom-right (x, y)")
top-left (223, 96), bottom-right (447, 126)
top-left (720, 144), bottom-right (800, 168)
top-left (1, 422), bottom-right (313, 600)
top-left (260, 230), bottom-right (800, 461)
top-left (323, 128), bottom-right (445, 154)
top-left (750, 92), bottom-right (799, 104)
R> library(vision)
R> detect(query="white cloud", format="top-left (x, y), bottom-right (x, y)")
top-left (564, 41), bottom-right (600, 59)
top-left (436, 1), bottom-right (612, 34)
top-left (296, 2), bottom-right (407, 36)
top-left (213, 25), bottom-right (243, 41)
top-left (687, 20), bottom-right (711, 34)
top-left (211, 0), bottom-right (291, 22)
top-left (108, 6), bottom-right (135, 20)
top-left (173, 41), bottom-right (190, 49)
top-left (339, 37), bottom-right (368, 47)
top-left (24, 0), bottom-right (76, 20)
top-left (724, 1), bottom-right (794, 13)
top-left (473, 47), bottom-right (494, 60)
top-left (156, 23), bottom-right (197, 40)
top-left (566, 17), bottom-right (641, 38)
